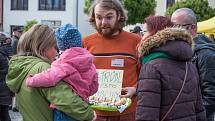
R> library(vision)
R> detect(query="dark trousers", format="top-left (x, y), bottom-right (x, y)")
top-left (205, 106), bottom-right (215, 121)
top-left (95, 112), bottom-right (135, 121)
top-left (206, 109), bottom-right (215, 121)
top-left (0, 105), bottom-right (11, 121)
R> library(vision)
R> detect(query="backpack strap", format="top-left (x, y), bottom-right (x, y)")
top-left (161, 62), bottom-right (188, 121)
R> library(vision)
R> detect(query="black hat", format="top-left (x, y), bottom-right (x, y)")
top-left (13, 26), bottom-right (23, 32)
top-left (133, 26), bottom-right (142, 33)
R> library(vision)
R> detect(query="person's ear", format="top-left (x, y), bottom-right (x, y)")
top-left (191, 24), bottom-right (197, 30)
top-left (117, 14), bottom-right (121, 21)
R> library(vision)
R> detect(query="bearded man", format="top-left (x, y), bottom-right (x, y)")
top-left (83, 0), bottom-right (141, 121)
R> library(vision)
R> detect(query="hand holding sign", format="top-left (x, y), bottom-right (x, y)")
top-left (89, 69), bottom-right (132, 112)
top-left (120, 87), bottom-right (136, 98)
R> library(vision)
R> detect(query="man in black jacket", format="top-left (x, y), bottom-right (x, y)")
top-left (171, 8), bottom-right (215, 121)
top-left (0, 32), bottom-right (13, 121)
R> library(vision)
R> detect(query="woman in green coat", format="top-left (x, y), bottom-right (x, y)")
top-left (6, 24), bottom-right (95, 121)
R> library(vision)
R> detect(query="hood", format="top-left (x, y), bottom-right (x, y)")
top-left (58, 47), bottom-right (94, 71)
top-left (6, 56), bottom-right (44, 93)
top-left (138, 27), bottom-right (193, 61)
top-left (193, 34), bottom-right (215, 52)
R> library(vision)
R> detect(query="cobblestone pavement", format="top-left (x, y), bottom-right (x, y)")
top-left (9, 110), bottom-right (23, 121)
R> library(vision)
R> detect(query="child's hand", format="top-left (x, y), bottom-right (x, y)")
top-left (92, 110), bottom-right (97, 121)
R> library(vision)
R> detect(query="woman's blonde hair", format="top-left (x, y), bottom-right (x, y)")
top-left (17, 24), bottom-right (56, 63)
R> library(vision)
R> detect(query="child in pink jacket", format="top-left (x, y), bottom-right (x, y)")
top-left (26, 24), bottom-right (98, 120)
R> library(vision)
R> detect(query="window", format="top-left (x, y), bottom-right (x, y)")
top-left (166, 0), bottom-right (175, 8)
top-left (39, 0), bottom-right (65, 11)
top-left (11, 0), bottom-right (28, 10)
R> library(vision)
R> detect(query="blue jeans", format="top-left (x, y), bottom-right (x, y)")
top-left (54, 109), bottom-right (76, 121)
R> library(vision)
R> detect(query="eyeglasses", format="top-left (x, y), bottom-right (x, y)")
top-left (173, 23), bottom-right (196, 30)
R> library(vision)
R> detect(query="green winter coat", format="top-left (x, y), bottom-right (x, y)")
top-left (6, 56), bottom-right (94, 121)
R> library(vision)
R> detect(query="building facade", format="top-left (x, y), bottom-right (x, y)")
top-left (2, 0), bottom-right (215, 35)
top-left (3, 0), bottom-right (95, 36)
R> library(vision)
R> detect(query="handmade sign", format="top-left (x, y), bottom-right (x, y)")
top-left (89, 69), bottom-right (132, 112)
top-left (93, 69), bottom-right (123, 101)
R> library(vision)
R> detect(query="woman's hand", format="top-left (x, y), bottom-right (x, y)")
top-left (120, 87), bottom-right (136, 98)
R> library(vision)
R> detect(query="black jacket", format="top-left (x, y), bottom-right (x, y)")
top-left (193, 34), bottom-right (215, 110)
top-left (0, 44), bottom-right (13, 105)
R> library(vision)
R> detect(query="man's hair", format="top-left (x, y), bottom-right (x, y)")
top-left (17, 24), bottom-right (56, 63)
top-left (172, 8), bottom-right (197, 24)
top-left (144, 15), bottom-right (173, 35)
top-left (133, 26), bottom-right (142, 33)
top-left (12, 26), bottom-right (23, 32)
top-left (88, 0), bottom-right (128, 30)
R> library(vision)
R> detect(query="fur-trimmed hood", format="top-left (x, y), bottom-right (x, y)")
top-left (138, 27), bottom-right (193, 60)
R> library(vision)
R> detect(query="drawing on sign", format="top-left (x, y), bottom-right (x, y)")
top-left (89, 69), bottom-right (124, 104)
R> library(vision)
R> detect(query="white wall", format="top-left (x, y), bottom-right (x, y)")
top-left (77, 0), bottom-right (95, 37)
top-left (3, 0), bottom-right (95, 36)
top-left (3, 0), bottom-right (75, 33)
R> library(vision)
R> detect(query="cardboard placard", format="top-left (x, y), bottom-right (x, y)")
top-left (91, 69), bottom-right (124, 101)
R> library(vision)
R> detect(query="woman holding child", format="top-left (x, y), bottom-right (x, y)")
top-left (6, 24), bottom-right (96, 121)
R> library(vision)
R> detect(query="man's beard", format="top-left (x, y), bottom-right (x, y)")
top-left (96, 22), bottom-right (120, 37)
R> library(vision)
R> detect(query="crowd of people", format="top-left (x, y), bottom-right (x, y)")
top-left (1, 0), bottom-right (215, 121)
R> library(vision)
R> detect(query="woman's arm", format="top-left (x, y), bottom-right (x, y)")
top-left (42, 81), bottom-right (94, 121)
top-left (28, 61), bottom-right (94, 121)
